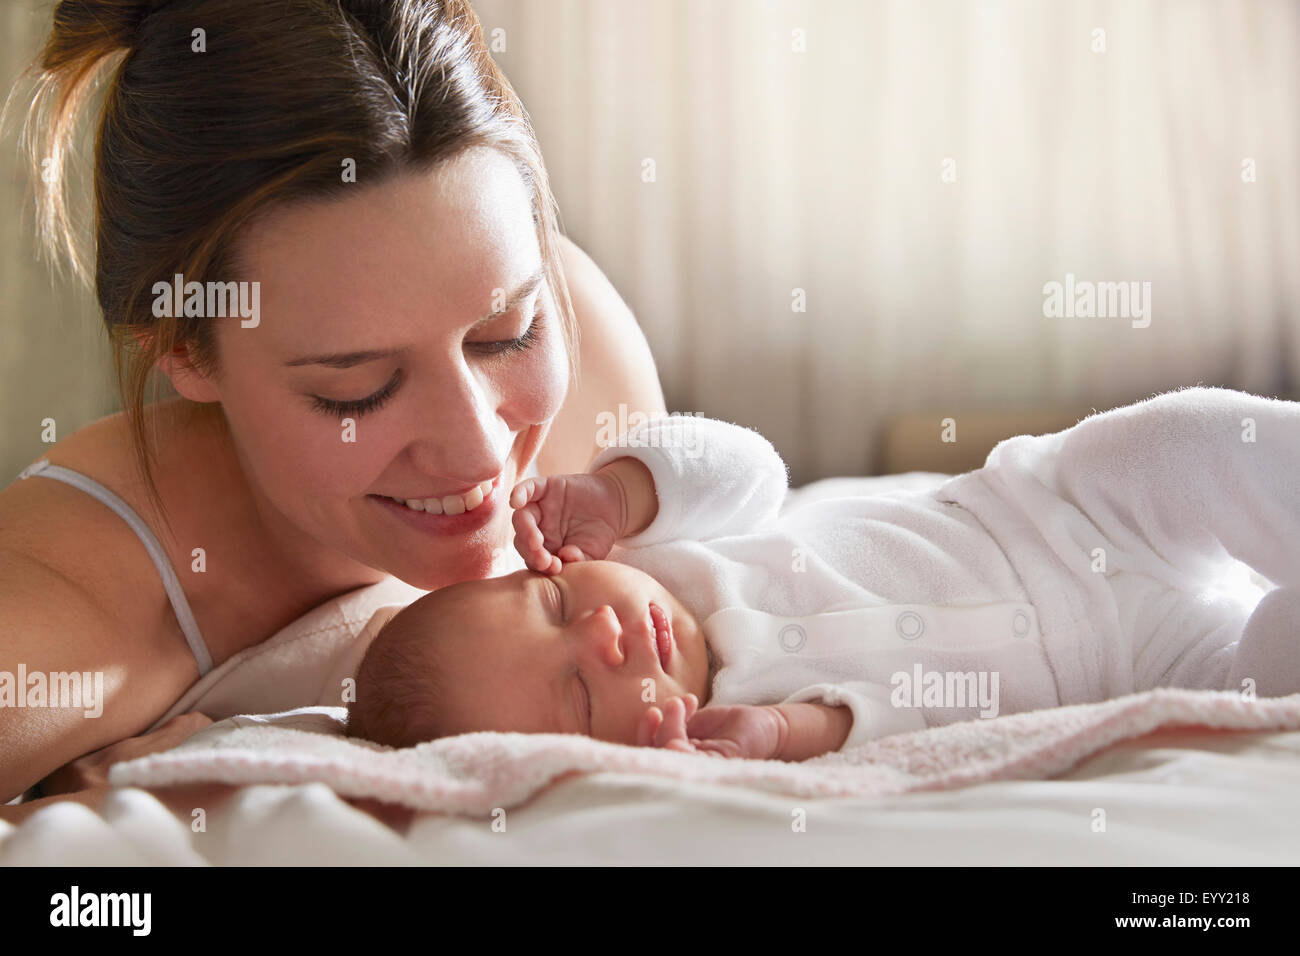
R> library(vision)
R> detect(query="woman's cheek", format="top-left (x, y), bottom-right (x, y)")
top-left (272, 408), bottom-right (392, 504)
top-left (527, 321), bottom-right (572, 421)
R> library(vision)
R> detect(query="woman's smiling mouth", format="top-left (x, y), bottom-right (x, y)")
top-left (377, 475), bottom-right (499, 515)
top-left (369, 476), bottom-right (500, 536)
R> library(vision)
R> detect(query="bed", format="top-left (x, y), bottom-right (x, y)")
top-left (3, 473), bottom-right (1298, 866)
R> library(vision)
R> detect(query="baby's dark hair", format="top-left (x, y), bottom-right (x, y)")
top-left (345, 597), bottom-right (454, 748)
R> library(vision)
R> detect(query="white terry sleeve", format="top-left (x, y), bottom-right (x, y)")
top-left (587, 415), bottom-right (789, 545)
top-left (781, 682), bottom-right (929, 751)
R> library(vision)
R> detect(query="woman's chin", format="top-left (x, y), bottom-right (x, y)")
top-left (388, 544), bottom-right (505, 591)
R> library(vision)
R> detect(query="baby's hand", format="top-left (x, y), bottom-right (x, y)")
top-left (637, 695), bottom-right (786, 761)
top-left (510, 472), bottom-right (625, 574)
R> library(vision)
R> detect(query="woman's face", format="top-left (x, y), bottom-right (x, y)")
top-left (191, 147), bottom-right (569, 589)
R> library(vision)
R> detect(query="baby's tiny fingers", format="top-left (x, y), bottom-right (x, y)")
top-left (654, 697), bottom-right (690, 749)
top-left (662, 738), bottom-right (699, 754)
top-left (556, 545), bottom-right (586, 563)
top-left (689, 740), bottom-right (726, 759)
top-left (637, 707), bottom-right (663, 747)
top-left (513, 534), bottom-right (551, 573)
top-left (510, 507), bottom-right (540, 544)
top-left (513, 476), bottom-right (553, 510)
top-left (509, 478), bottom-right (537, 509)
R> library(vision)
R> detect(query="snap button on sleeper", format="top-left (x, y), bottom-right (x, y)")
top-left (896, 611), bottom-right (925, 640)
top-left (1013, 609), bottom-right (1031, 637)
top-left (777, 623), bottom-right (806, 653)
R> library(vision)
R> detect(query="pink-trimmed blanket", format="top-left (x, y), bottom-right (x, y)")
top-left (109, 689), bottom-right (1300, 816)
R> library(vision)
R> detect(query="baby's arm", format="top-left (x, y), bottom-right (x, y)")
top-left (587, 415), bottom-right (790, 545)
top-left (593, 457), bottom-right (659, 536)
top-left (769, 702), bottom-right (855, 761)
top-left (644, 696), bottom-right (854, 761)
top-left (514, 416), bottom-right (787, 569)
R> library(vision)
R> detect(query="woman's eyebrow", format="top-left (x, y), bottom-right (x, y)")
top-left (478, 268), bottom-right (546, 325)
top-left (281, 269), bottom-right (546, 368)
top-left (283, 348), bottom-right (403, 369)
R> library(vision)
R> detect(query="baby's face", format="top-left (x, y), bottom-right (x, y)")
top-left (413, 560), bottom-right (710, 745)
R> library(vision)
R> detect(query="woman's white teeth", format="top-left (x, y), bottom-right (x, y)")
top-left (462, 483), bottom-right (484, 510)
top-left (390, 479), bottom-right (494, 515)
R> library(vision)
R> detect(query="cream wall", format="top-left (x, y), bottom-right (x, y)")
top-left (1, 0), bottom-right (119, 482)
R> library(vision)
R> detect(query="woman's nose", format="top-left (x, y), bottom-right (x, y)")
top-left (578, 605), bottom-right (625, 668)
top-left (406, 365), bottom-right (513, 477)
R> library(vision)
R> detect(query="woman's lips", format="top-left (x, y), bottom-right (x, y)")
top-left (369, 480), bottom-right (498, 537)
top-left (649, 602), bottom-right (672, 673)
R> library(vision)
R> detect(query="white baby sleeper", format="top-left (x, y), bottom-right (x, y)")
top-left (585, 387), bottom-right (1299, 748)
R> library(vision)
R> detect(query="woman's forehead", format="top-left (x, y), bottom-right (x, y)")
top-left (234, 158), bottom-right (541, 323)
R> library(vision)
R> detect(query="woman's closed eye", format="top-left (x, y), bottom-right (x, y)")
top-left (309, 369), bottom-right (403, 418)
top-left (307, 311), bottom-right (548, 418)
top-left (470, 310), bottom-right (546, 358)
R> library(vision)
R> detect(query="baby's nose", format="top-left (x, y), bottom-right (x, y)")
top-left (586, 606), bottom-right (625, 667)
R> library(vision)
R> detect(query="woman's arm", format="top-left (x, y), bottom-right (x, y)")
top-left (0, 546), bottom-right (149, 804)
top-left (0, 711), bottom-right (215, 824)
top-left (0, 525), bottom-right (207, 812)
top-left (536, 235), bottom-right (667, 476)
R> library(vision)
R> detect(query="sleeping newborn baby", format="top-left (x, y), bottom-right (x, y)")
top-left (347, 386), bottom-right (1300, 760)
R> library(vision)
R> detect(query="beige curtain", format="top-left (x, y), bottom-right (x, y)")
top-left (473, 0), bottom-right (1300, 480)
top-left (2, 1), bottom-right (1298, 483)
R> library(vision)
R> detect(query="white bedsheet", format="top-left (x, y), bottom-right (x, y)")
top-left (3, 725), bottom-right (1297, 865)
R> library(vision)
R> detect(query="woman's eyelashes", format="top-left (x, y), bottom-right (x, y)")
top-left (308, 312), bottom-right (547, 418)
top-left (309, 369), bottom-right (403, 418)
top-left (470, 311), bottom-right (546, 358)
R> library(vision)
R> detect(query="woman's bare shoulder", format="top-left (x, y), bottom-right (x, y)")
top-left (537, 236), bottom-right (667, 475)
top-left (1, 400), bottom-right (265, 660)
top-left (0, 401), bottom-right (242, 658)
top-left (2, 399), bottom-right (382, 666)
top-left (3, 400), bottom-right (212, 557)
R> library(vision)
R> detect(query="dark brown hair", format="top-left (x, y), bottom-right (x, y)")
top-left (346, 596), bottom-right (453, 747)
top-left (15, 0), bottom-right (577, 532)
